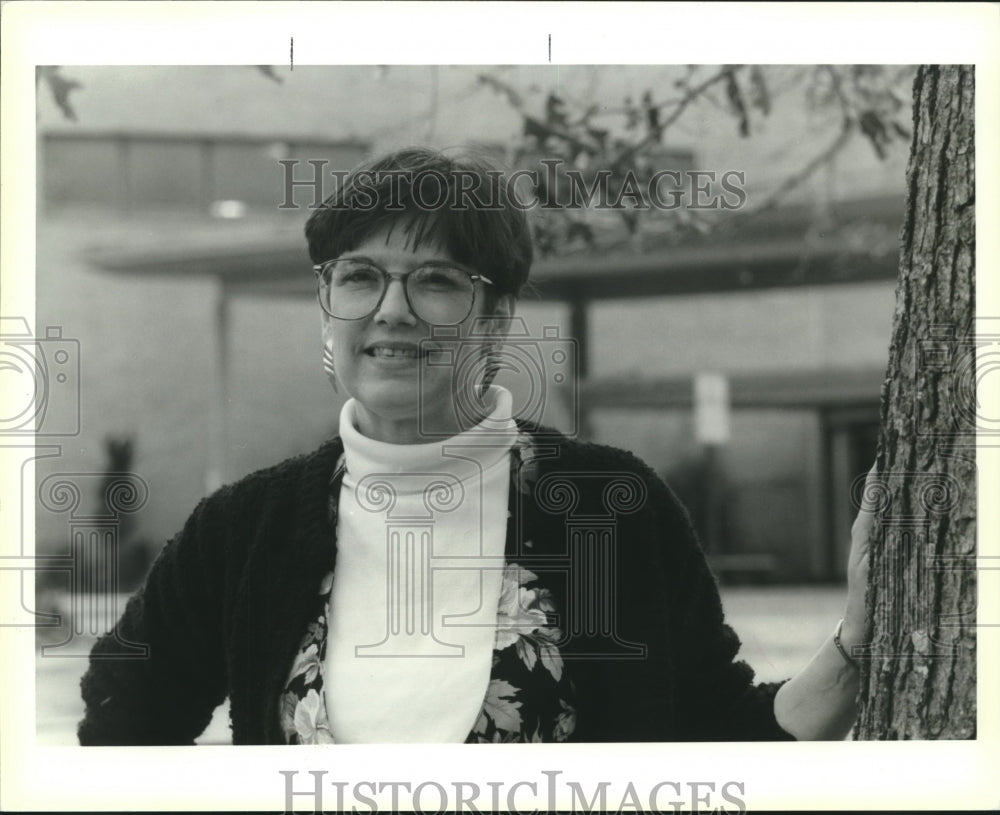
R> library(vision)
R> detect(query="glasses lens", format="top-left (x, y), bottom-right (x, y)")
top-left (408, 265), bottom-right (475, 325)
top-left (322, 260), bottom-right (384, 319)
top-left (319, 260), bottom-right (478, 324)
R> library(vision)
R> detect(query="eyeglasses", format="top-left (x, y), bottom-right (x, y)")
top-left (314, 258), bottom-right (493, 325)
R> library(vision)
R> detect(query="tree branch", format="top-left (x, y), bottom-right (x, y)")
top-left (747, 119), bottom-right (854, 215)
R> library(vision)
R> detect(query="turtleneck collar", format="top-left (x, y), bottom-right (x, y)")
top-left (338, 385), bottom-right (517, 487)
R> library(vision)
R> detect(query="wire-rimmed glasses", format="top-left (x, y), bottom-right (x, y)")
top-left (314, 258), bottom-right (493, 325)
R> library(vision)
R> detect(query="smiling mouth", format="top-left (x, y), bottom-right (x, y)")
top-left (366, 346), bottom-right (422, 359)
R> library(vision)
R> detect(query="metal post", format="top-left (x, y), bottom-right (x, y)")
top-left (568, 298), bottom-right (590, 439)
top-left (205, 279), bottom-right (229, 494)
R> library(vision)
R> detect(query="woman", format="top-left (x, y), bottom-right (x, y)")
top-left (78, 148), bottom-right (872, 744)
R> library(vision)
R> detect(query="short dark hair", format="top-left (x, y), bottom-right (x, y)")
top-left (304, 147), bottom-right (533, 302)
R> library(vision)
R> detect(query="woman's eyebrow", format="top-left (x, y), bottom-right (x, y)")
top-left (339, 252), bottom-right (469, 270)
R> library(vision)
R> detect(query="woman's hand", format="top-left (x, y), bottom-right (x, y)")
top-left (841, 462), bottom-right (879, 650)
top-left (773, 463), bottom-right (879, 738)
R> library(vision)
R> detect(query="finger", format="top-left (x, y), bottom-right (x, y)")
top-left (851, 508), bottom-right (875, 543)
top-left (858, 462), bottom-right (881, 514)
top-left (851, 463), bottom-right (880, 542)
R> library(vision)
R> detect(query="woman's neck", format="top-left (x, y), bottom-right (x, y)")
top-left (353, 410), bottom-right (454, 444)
top-left (352, 398), bottom-right (496, 445)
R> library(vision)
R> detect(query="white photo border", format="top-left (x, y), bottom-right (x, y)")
top-left (2, 2), bottom-right (998, 811)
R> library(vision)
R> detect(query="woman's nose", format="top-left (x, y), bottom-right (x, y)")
top-left (373, 277), bottom-right (417, 325)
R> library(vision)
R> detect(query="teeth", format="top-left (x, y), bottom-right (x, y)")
top-left (372, 347), bottom-right (417, 358)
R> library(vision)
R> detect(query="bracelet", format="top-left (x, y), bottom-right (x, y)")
top-left (834, 618), bottom-right (859, 670)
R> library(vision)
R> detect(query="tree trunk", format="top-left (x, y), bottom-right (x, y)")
top-left (855, 65), bottom-right (976, 739)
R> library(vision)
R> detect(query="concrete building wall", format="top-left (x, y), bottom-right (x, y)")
top-left (33, 215), bottom-right (342, 552)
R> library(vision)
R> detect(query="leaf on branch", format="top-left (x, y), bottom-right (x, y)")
top-left (545, 93), bottom-right (569, 127)
top-left (478, 73), bottom-right (524, 109)
top-left (523, 115), bottom-right (597, 159)
top-left (38, 67), bottom-right (82, 122)
top-left (623, 96), bottom-right (641, 130)
top-left (749, 66), bottom-right (772, 116)
top-left (255, 65), bottom-right (283, 84)
top-left (675, 65), bottom-right (698, 89)
top-left (724, 69), bottom-right (750, 137)
top-left (574, 104), bottom-right (600, 127)
top-left (585, 126), bottom-right (609, 150)
top-left (859, 109), bottom-right (889, 160)
top-left (642, 90), bottom-right (662, 142)
top-left (523, 116), bottom-right (552, 148)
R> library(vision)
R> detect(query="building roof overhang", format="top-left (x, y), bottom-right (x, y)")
top-left (82, 192), bottom-right (905, 301)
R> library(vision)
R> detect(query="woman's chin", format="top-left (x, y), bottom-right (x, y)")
top-left (355, 388), bottom-right (419, 417)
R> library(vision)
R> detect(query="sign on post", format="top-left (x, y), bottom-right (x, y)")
top-left (694, 372), bottom-right (731, 445)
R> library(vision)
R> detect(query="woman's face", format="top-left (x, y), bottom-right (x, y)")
top-left (320, 223), bottom-right (513, 444)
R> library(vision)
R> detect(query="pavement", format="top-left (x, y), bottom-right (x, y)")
top-left (34, 584), bottom-right (848, 745)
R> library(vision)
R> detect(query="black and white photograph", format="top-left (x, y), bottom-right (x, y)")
top-left (2, 2), bottom-right (998, 812)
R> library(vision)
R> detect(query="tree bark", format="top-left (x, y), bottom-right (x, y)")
top-left (855, 65), bottom-right (976, 739)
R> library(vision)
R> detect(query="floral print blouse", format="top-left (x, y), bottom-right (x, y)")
top-left (279, 433), bottom-right (578, 744)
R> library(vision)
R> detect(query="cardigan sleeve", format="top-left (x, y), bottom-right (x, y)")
top-left (77, 490), bottom-right (231, 745)
top-left (649, 472), bottom-right (796, 741)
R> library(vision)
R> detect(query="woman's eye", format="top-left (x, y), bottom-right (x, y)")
top-left (416, 269), bottom-right (465, 289)
top-left (337, 265), bottom-right (381, 285)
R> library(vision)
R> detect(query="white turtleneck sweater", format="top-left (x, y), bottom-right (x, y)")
top-left (324, 386), bottom-right (517, 742)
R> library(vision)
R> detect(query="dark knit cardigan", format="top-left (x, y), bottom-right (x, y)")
top-left (78, 425), bottom-right (794, 745)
